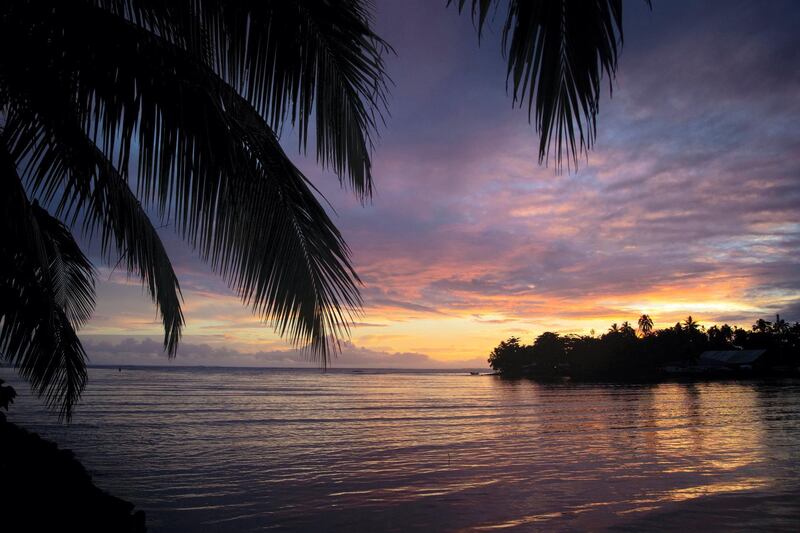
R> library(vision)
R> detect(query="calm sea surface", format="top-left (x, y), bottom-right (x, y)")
top-left (3, 367), bottom-right (800, 531)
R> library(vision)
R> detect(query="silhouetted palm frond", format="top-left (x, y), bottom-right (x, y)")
top-left (451, 0), bottom-right (648, 171)
top-left (31, 203), bottom-right (96, 328)
top-left (104, 0), bottom-right (392, 198)
top-left (0, 149), bottom-right (91, 420)
top-left (0, 0), bottom-right (389, 417)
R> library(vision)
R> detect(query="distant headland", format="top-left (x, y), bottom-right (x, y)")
top-left (488, 315), bottom-right (800, 380)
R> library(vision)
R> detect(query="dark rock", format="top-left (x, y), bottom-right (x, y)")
top-left (0, 419), bottom-right (146, 532)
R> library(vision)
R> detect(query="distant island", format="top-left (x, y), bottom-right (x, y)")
top-left (488, 315), bottom-right (800, 380)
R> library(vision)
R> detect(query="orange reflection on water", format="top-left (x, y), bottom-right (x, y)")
top-left (464, 380), bottom-right (787, 531)
top-left (6, 369), bottom-right (798, 531)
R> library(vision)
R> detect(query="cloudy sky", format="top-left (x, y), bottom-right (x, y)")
top-left (82, 0), bottom-right (800, 368)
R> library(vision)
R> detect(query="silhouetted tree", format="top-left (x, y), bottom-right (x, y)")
top-left (488, 337), bottom-right (533, 375)
top-left (720, 324), bottom-right (734, 343)
top-left (620, 321), bottom-right (635, 336)
top-left (734, 326), bottom-right (749, 347)
top-left (531, 332), bottom-right (566, 373)
top-left (753, 318), bottom-right (772, 333)
top-left (638, 314), bottom-right (654, 336)
top-left (0, 0), bottom-right (390, 419)
top-left (488, 315), bottom-right (799, 379)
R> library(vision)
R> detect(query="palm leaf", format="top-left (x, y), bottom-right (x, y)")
top-left (0, 283), bottom-right (88, 422)
top-left (2, 107), bottom-right (185, 355)
top-left (31, 202), bottom-right (96, 328)
top-left (102, 0), bottom-right (392, 198)
top-left (0, 0), bottom-right (380, 426)
top-left (451, 0), bottom-right (647, 171)
top-left (1, 0), bottom-right (363, 360)
top-left (0, 146), bottom-right (88, 421)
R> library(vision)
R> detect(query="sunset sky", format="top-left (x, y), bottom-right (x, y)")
top-left (82, 0), bottom-right (800, 368)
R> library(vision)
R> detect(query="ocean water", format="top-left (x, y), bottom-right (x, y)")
top-left (3, 367), bottom-right (800, 531)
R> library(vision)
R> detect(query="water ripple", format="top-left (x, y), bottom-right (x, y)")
top-left (3, 368), bottom-right (800, 531)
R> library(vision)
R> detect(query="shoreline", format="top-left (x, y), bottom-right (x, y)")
top-left (0, 418), bottom-right (146, 532)
top-left (493, 373), bottom-right (800, 385)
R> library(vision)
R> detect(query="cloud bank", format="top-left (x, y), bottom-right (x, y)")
top-left (84, 337), bottom-right (488, 369)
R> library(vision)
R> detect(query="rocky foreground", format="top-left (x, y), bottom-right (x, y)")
top-left (0, 417), bottom-right (146, 532)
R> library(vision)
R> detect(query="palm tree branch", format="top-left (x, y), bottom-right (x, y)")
top-left (0, 144), bottom-right (88, 421)
top-left (451, 0), bottom-right (641, 171)
top-left (96, 0), bottom-right (392, 199)
top-left (5, 3), bottom-right (361, 359)
top-left (30, 202), bottom-right (96, 328)
top-left (2, 103), bottom-right (185, 355)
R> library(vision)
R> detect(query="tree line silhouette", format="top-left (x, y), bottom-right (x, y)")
top-left (488, 314), bottom-right (800, 379)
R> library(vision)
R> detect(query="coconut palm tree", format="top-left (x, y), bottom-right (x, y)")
top-left (620, 321), bottom-right (635, 336)
top-left (637, 314), bottom-right (653, 336)
top-left (451, 0), bottom-right (649, 171)
top-left (683, 316), bottom-right (700, 332)
top-left (0, 0), bottom-right (390, 419)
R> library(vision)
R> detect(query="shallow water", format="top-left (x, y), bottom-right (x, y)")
top-left (4, 367), bottom-right (800, 531)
